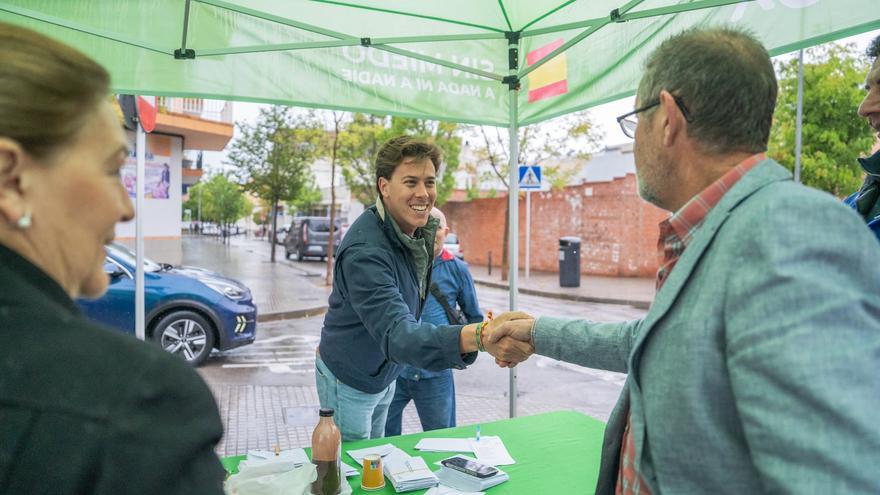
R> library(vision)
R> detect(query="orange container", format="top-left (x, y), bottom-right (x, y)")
top-left (360, 454), bottom-right (385, 491)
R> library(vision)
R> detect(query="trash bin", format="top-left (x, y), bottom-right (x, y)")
top-left (559, 237), bottom-right (581, 287)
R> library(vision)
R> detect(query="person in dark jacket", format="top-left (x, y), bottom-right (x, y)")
top-left (385, 207), bottom-right (483, 437)
top-left (316, 136), bottom-right (532, 441)
top-left (0, 23), bottom-right (225, 494)
top-left (843, 34), bottom-right (880, 239)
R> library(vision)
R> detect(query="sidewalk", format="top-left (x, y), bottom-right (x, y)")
top-left (187, 234), bottom-right (656, 320)
top-left (181, 235), bottom-right (331, 322)
top-left (467, 264), bottom-right (655, 309)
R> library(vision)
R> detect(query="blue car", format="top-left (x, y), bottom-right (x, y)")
top-left (77, 243), bottom-right (257, 366)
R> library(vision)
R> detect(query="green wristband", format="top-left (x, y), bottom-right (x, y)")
top-left (475, 321), bottom-right (486, 352)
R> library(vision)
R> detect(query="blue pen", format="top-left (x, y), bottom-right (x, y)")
top-left (476, 425), bottom-right (481, 442)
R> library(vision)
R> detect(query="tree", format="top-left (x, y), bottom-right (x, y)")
top-left (183, 175), bottom-right (249, 242)
top-left (227, 106), bottom-right (323, 261)
top-left (469, 111), bottom-right (603, 280)
top-left (324, 111), bottom-right (345, 286)
top-left (769, 44), bottom-right (874, 197)
top-left (287, 180), bottom-right (323, 214)
top-left (337, 114), bottom-right (463, 207)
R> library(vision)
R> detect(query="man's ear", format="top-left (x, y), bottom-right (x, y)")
top-left (0, 138), bottom-right (31, 225)
top-left (378, 177), bottom-right (390, 198)
top-left (658, 90), bottom-right (684, 147)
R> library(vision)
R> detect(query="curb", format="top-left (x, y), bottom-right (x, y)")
top-left (257, 305), bottom-right (328, 323)
top-left (472, 279), bottom-right (652, 310)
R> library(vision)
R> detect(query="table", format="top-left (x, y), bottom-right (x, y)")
top-left (222, 410), bottom-right (606, 494)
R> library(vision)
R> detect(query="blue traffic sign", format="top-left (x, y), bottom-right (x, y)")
top-left (518, 165), bottom-right (542, 190)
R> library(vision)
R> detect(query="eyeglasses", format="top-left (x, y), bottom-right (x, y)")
top-left (615, 95), bottom-right (693, 139)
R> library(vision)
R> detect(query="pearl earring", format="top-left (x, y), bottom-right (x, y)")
top-left (16, 210), bottom-right (31, 229)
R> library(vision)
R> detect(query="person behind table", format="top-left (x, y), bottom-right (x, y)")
top-left (316, 136), bottom-right (531, 441)
top-left (0, 23), bottom-right (225, 494)
top-left (385, 207), bottom-right (482, 437)
top-left (487, 26), bottom-right (880, 494)
top-left (843, 34), bottom-right (880, 240)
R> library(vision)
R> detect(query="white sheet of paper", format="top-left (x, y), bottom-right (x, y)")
top-left (424, 485), bottom-right (485, 495)
top-left (341, 460), bottom-right (359, 477)
top-left (246, 448), bottom-right (310, 465)
top-left (346, 443), bottom-right (396, 464)
top-left (414, 438), bottom-right (475, 453)
top-left (469, 436), bottom-right (515, 466)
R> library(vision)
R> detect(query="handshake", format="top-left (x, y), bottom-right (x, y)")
top-left (480, 311), bottom-right (537, 368)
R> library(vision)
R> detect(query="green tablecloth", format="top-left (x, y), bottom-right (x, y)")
top-left (222, 410), bottom-right (606, 494)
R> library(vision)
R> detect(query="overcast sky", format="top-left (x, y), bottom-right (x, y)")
top-left (202, 29), bottom-right (879, 173)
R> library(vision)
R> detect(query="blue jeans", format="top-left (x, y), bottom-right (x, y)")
top-left (315, 356), bottom-right (396, 442)
top-left (384, 369), bottom-right (455, 437)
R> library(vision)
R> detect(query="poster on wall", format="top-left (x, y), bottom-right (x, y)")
top-left (121, 150), bottom-right (171, 199)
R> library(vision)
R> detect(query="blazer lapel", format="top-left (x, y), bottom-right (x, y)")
top-left (629, 159), bottom-right (792, 376)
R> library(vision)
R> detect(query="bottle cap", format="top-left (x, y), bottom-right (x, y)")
top-left (319, 408), bottom-right (335, 417)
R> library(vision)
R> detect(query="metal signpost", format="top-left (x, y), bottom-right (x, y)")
top-left (518, 165), bottom-right (542, 281)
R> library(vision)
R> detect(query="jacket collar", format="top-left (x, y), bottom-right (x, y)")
top-left (629, 158), bottom-right (791, 374)
top-left (0, 242), bottom-right (81, 315)
top-left (858, 148), bottom-right (880, 176)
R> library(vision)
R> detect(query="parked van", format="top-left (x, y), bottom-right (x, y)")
top-left (284, 217), bottom-right (341, 261)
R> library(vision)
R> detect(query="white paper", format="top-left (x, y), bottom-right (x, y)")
top-left (345, 443), bottom-right (396, 465)
top-left (383, 448), bottom-right (438, 492)
top-left (245, 449), bottom-right (310, 466)
top-left (341, 461), bottom-right (359, 478)
top-left (414, 438), bottom-right (475, 453)
top-left (469, 436), bottom-right (515, 466)
top-left (424, 485), bottom-right (485, 495)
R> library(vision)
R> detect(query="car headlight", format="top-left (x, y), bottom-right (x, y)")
top-left (203, 280), bottom-right (247, 300)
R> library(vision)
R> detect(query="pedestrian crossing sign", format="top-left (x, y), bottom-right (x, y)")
top-left (518, 165), bottom-right (542, 190)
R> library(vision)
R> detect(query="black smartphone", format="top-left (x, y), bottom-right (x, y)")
top-left (440, 456), bottom-right (499, 479)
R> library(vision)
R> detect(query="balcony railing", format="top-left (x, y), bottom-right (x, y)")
top-left (157, 97), bottom-right (233, 123)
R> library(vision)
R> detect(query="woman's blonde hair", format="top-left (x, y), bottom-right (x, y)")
top-left (0, 22), bottom-right (110, 158)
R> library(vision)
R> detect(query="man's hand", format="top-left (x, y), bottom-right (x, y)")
top-left (483, 311), bottom-right (535, 368)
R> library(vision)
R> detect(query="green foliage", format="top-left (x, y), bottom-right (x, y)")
top-left (183, 175), bottom-right (249, 225)
top-left (470, 110), bottom-right (603, 192)
top-left (227, 106), bottom-right (323, 206)
top-left (769, 44), bottom-right (874, 196)
top-left (336, 113), bottom-right (463, 207)
top-left (287, 180), bottom-right (323, 213)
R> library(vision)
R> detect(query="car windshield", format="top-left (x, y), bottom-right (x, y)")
top-left (311, 220), bottom-right (332, 232)
top-left (107, 243), bottom-right (162, 272)
top-left (445, 233), bottom-right (459, 244)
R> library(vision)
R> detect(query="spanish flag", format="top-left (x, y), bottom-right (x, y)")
top-left (527, 39), bottom-right (568, 103)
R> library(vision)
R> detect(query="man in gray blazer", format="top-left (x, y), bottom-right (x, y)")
top-left (488, 27), bottom-right (880, 494)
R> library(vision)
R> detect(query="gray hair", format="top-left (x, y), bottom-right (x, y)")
top-left (637, 26), bottom-right (777, 155)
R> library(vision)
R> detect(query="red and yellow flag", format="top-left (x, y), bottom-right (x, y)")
top-left (527, 39), bottom-right (568, 103)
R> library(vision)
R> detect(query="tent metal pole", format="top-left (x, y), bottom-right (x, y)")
top-left (795, 48), bottom-right (804, 183)
top-left (135, 124), bottom-right (146, 341)
top-left (506, 34), bottom-right (520, 419)
top-left (180, 0), bottom-right (192, 52)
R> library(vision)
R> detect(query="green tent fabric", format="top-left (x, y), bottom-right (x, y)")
top-left (1, 0), bottom-right (878, 127)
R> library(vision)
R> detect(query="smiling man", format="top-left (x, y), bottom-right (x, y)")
top-left (844, 34), bottom-right (880, 240)
top-left (315, 136), bottom-right (532, 441)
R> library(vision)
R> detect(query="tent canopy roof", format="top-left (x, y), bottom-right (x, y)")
top-left (1, 1), bottom-right (878, 126)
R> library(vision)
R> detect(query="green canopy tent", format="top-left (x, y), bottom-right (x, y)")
top-left (4, 0), bottom-right (878, 415)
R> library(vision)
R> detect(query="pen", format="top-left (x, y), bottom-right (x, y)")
top-left (476, 424), bottom-right (481, 442)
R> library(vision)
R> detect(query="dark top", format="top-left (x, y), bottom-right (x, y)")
top-left (320, 205), bottom-right (477, 394)
top-left (399, 249), bottom-right (483, 381)
top-left (0, 244), bottom-right (225, 494)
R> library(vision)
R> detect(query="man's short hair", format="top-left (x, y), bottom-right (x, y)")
top-left (637, 26), bottom-right (777, 155)
top-left (868, 34), bottom-right (880, 60)
top-left (375, 136), bottom-right (442, 195)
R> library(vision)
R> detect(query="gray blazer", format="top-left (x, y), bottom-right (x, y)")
top-left (534, 159), bottom-right (880, 494)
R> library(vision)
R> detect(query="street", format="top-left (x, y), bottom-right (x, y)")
top-left (189, 236), bottom-right (645, 455)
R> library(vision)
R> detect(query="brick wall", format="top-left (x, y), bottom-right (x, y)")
top-left (443, 174), bottom-right (669, 277)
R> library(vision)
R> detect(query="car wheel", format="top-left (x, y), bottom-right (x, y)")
top-left (151, 310), bottom-right (215, 366)
top-left (284, 248), bottom-right (291, 260)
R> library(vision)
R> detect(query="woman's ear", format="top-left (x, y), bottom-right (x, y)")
top-left (0, 138), bottom-right (31, 225)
